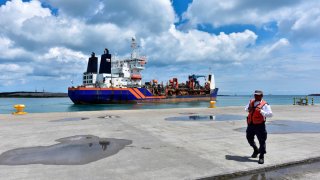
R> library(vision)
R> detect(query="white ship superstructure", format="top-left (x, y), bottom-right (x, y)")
top-left (83, 37), bottom-right (147, 88)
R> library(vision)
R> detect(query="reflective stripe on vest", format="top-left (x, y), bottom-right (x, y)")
top-left (247, 99), bottom-right (267, 124)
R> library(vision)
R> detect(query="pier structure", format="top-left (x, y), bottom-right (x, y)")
top-left (1, 105), bottom-right (320, 179)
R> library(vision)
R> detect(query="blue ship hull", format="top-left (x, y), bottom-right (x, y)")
top-left (68, 87), bottom-right (218, 104)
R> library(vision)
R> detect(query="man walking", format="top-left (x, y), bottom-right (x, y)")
top-left (245, 90), bottom-right (273, 164)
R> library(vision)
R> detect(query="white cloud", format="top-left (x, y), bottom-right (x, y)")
top-left (289, 7), bottom-right (320, 40)
top-left (183, 0), bottom-right (302, 27)
top-left (0, 0), bottom-right (51, 28)
top-left (261, 38), bottom-right (290, 56)
top-left (30, 47), bottom-right (88, 78)
top-left (19, 17), bottom-right (137, 54)
top-left (0, 63), bottom-right (33, 86)
top-left (42, 0), bottom-right (102, 18)
top-left (0, 0), bottom-right (261, 68)
top-left (143, 26), bottom-right (258, 64)
top-left (0, 37), bottom-right (29, 59)
top-left (184, 0), bottom-right (320, 41)
top-left (42, 47), bottom-right (87, 63)
top-left (42, 0), bottom-right (175, 35)
top-left (0, 0), bottom-right (138, 53)
top-left (0, 63), bottom-right (32, 73)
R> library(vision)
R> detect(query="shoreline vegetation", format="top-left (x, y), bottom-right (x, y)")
top-left (0, 92), bottom-right (68, 98)
top-left (308, 94), bottom-right (320, 96)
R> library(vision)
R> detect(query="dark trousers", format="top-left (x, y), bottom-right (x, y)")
top-left (246, 123), bottom-right (267, 154)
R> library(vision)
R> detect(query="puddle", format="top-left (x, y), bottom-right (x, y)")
top-left (0, 135), bottom-right (132, 165)
top-left (165, 114), bottom-right (245, 121)
top-left (98, 115), bottom-right (120, 119)
top-left (234, 120), bottom-right (320, 134)
top-left (50, 117), bottom-right (89, 122)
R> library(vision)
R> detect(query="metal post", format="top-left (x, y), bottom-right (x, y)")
top-left (299, 98), bottom-right (302, 105)
top-left (306, 96), bottom-right (308, 105)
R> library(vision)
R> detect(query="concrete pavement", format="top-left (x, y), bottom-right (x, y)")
top-left (0, 105), bottom-right (320, 179)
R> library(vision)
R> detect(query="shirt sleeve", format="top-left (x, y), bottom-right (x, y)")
top-left (245, 101), bottom-right (250, 112)
top-left (260, 104), bottom-right (273, 118)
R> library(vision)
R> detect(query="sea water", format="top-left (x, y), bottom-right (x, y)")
top-left (0, 95), bottom-right (317, 114)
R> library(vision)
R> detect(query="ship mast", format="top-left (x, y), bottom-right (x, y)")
top-left (131, 37), bottom-right (137, 59)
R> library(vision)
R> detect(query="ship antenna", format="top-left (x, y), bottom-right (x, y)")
top-left (131, 37), bottom-right (137, 59)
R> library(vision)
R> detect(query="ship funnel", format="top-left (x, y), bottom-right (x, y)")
top-left (86, 52), bottom-right (98, 73)
top-left (99, 48), bottom-right (112, 74)
top-left (208, 74), bottom-right (215, 90)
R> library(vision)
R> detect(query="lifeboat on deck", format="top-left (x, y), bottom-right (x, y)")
top-left (131, 74), bottom-right (142, 80)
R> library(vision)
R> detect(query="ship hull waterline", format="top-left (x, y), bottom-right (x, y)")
top-left (68, 87), bottom-right (218, 104)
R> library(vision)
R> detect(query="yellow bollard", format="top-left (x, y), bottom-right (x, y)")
top-left (209, 101), bottom-right (216, 108)
top-left (12, 104), bottom-right (27, 115)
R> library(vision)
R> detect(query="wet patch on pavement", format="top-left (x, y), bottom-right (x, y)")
top-left (141, 147), bottom-right (151, 150)
top-left (179, 112), bottom-right (197, 115)
top-left (234, 120), bottom-right (320, 134)
top-left (98, 115), bottom-right (120, 119)
top-left (0, 135), bottom-right (132, 165)
top-left (165, 114), bottom-right (245, 121)
top-left (230, 160), bottom-right (320, 180)
top-left (50, 117), bottom-right (90, 122)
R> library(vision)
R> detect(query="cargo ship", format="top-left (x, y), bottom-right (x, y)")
top-left (68, 38), bottom-right (218, 104)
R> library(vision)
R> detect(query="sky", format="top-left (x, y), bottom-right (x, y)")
top-left (0, 0), bottom-right (319, 95)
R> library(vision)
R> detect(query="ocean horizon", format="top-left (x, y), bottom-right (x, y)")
top-left (0, 95), bottom-right (317, 114)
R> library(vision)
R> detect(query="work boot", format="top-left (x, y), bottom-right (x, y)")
top-left (251, 149), bottom-right (259, 158)
top-left (258, 154), bottom-right (264, 164)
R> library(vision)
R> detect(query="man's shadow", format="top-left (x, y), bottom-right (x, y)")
top-left (225, 155), bottom-right (257, 162)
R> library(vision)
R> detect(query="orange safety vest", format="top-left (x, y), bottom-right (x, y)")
top-left (247, 99), bottom-right (268, 124)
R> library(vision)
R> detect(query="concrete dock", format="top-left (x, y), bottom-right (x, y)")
top-left (1, 105), bottom-right (320, 179)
